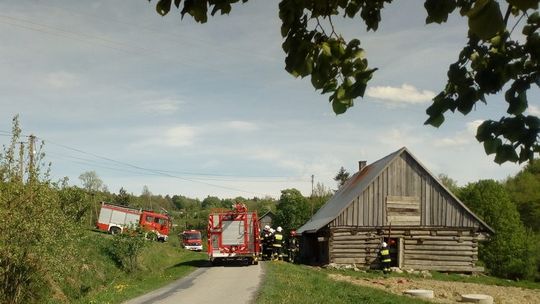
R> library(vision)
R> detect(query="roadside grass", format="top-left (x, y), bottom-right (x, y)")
top-left (256, 262), bottom-right (431, 304)
top-left (325, 267), bottom-right (540, 290)
top-left (49, 230), bottom-right (208, 304)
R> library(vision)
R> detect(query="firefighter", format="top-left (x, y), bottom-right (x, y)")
top-left (272, 226), bottom-right (284, 261)
top-left (287, 230), bottom-right (299, 263)
top-left (379, 241), bottom-right (391, 274)
top-left (266, 228), bottom-right (275, 260)
top-left (261, 225), bottom-right (272, 260)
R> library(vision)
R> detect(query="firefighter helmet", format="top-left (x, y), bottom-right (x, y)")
top-left (276, 226), bottom-right (283, 232)
top-left (382, 242), bottom-right (388, 248)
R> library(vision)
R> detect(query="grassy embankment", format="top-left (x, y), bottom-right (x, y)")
top-left (50, 230), bottom-right (540, 304)
top-left (49, 230), bottom-right (207, 304)
top-left (256, 262), bottom-right (431, 304)
top-left (256, 262), bottom-right (540, 304)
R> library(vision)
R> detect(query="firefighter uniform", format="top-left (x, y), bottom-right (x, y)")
top-left (261, 226), bottom-right (273, 260)
top-left (287, 231), bottom-right (299, 263)
top-left (272, 227), bottom-right (284, 260)
top-left (379, 242), bottom-right (391, 274)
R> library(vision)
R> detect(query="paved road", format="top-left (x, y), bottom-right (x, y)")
top-left (124, 262), bottom-right (264, 304)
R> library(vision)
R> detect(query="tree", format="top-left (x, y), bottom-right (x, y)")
top-left (56, 178), bottom-right (92, 223)
top-left (438, 173), bottom-right (460, 194)
top-left (114, 187), bottom-right (131, 206)
top-left (334, 166), bottom-right (350, 188)
top-left (504, 160), bottom-right (540, 232)
top-left (0, 116), bottom-right (79, 303)
top-left (274, 188), bottom-right (311, 232)
top-left (308, 182), bottom-right (333, 216)
top-left (151, 0), bottom-right (540, 164)
top-left (459, 179), bottom-right (532, 279)
top-left (78, 170), bottom-right (103, 192)
top-left (201, 195), bottom-right (221, 209)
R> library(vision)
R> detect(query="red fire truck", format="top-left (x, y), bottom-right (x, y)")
top-left (96, 202), bottom-right (171, 241)
top-left (207, 203), bottom-right (260, 265)
top-left (181, 230), bottom-right (203, 251)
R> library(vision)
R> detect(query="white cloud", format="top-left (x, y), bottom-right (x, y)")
top-left (224, 120), bottom-right (258, 131)
top-left (433, 120), bottom-right (483, 148)
top-left (378, 127), bottom-right (424, 147)
top-left (140, 98), bottom-right (183, 114)
top-left (366, 84), bottom-right (435, 105)
top-left (527, 105), bottom-right (540, 116)
top-left (132, 125), bottom-right (197, 148)
top-left (44, 71), bottom-right (80, 89)
top-left (164, 125), bottom-right (196, 147)
top-left (433, 136), bottom-right (470, 148)
top-left (467, 120), bottom-right (483, 135)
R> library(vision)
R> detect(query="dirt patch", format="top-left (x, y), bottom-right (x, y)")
top-left (329, 274), bottom-right (540, 304)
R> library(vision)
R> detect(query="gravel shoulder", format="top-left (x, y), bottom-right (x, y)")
top-left (329, 273), bottom-right (540, 304)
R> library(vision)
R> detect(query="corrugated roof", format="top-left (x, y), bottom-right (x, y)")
top-left (297, 147), bottom-right (494, 234)
top-left (297, 147), bottom-right (403, 234)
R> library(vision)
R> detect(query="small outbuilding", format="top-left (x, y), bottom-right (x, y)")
top-left (297, 147), bottom-right (493, 272)
top-left (259, 210), bottom-right (275, 229)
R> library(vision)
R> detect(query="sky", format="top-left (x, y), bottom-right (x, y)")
top-left (0, 0), bottom-right (537, 200)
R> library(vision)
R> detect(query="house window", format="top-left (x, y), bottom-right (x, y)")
top-left (386, 196), bottom-right (420, 225)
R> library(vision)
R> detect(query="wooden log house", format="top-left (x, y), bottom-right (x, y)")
top-left (297, 147), bottom-right (493, 272)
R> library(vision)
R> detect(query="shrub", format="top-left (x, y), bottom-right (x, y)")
top-left (107, 228), bottom-right (147, 272)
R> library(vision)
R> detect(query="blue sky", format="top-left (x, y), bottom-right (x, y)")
top-left (1, 0), bottom-right (537, 199)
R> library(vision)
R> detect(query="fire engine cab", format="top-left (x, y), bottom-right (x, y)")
top-left (181, 230), bottom-right (203, 251)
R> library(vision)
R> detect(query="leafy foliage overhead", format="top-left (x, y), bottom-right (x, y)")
top-left (149, 0), bottom-right (540, 165)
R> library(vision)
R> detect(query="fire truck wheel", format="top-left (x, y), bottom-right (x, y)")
top-left (109, 227), bottom-right (121, 235)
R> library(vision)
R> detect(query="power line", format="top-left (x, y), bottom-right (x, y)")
top-left (0, 130), bottom-right (307, 196)
top-left (0, 14), bottom-right (150, 55)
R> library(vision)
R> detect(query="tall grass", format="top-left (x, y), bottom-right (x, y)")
top-left (47, 231), bottom-right (207, 304)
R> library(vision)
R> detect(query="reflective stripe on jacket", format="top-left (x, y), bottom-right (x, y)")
top-left (380, 249), bottom-right (391, 262)
top-left (273, 233), bottom-right (283, 247)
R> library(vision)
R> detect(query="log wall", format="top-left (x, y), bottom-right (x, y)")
top-left (329, 227), bottom-right (484, 272)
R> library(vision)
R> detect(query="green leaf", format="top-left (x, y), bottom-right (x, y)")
top-left (483, 138), bottom-right (502, 155)
top-left (507, 90), bottom-right (528, 115)
top-left (336, 86), bottom-right (346, 100)
top-left (332, 98), bottom-right (350, 115)
top-left (350, 82), bottom-right (367, 98)
top-left (424, 0), bottom-right (457, 24)
top-left (508, 0), bottom-right (539, 11)
top-left (424, 114), bottom-right (445, 127)
top-left (467, 0), bottom-right (504, 40)
top-left (321, 42), bottom-right (332, 57)
top-left (525, 115), bottom-right (540, 130)
top-left (156, 0), bottom-right (172, 16)
top-left (494, 144), bottom-right (519, 164)
top-left (475, 121), bottom-right (493, 142)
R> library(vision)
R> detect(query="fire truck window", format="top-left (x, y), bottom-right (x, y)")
top-left (156, 218), bottom-right (166, 224)
top-left (146, 216), bottom-right (154, 222)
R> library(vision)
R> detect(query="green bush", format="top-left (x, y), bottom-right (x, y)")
top-left (0, 117), bottom-right (80, 304)
top-left (107, 229), bottom-right (147, 272)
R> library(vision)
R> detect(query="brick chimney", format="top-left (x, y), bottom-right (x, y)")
top-left (358, 161), bottom-right (367, 172)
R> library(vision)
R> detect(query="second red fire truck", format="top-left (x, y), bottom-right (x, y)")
top-left (96, 202), bottom-right (171, 241)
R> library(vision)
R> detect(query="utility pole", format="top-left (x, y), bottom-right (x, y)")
top-left (18, 141), bottom-right (24, 182)
top-left (28, 135), bottom-right (35, 183)
top-left (311, 174), bottom-right (314, 216)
